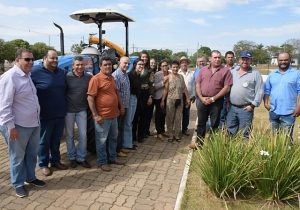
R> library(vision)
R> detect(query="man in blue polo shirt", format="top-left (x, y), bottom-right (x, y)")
top-left (264, 52), bottom-right (300, 141)
top-left (31, 49), bottom-right (68, 176)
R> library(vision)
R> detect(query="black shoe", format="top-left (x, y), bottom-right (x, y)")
top-left (16, 186), bottom-right (27, 198)
top-left (138, 138), bottom-right (144, 143)
top-left (124, 147), bottom-right (137, 150)
top-left (26, 179), bottom-right (46, 187)
top-left (146, 132), bottom-right (154, 136)
top-left (77, 160), bottom-right (91, 168)
top-left (144, 134), bottom-right (149, 138)
top-left (132, 144), bottom-right (138, 148)
top-left (69, 160), bottom-right (77, 168)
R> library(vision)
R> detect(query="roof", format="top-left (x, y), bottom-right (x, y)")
top-left (70, 8), bottom-right (135, 24)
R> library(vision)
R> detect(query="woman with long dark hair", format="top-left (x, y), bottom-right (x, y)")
top-left (132, 51), bottom-right (154, 142)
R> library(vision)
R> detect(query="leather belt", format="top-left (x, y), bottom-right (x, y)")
top-left (231, 103), bottom-right (251, 108)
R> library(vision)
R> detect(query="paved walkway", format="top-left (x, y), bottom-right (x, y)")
top-left (0, 104), bottom-right (197, 210)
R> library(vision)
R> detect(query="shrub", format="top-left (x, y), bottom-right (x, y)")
top-left (192, 130), bottom-right (258, 199)
top-left (251, 129), bottom-right (300, 203)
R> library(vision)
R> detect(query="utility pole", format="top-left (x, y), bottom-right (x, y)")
top-left (132, 44), bottom-right (135, 53)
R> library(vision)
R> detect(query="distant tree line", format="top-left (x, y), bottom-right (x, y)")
top-left (1, 37), bottom-right (299, 72)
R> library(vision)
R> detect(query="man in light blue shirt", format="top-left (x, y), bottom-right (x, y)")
top-left (264, 52), bottom-right (300, 140)
top-left (0, 49), bottom-right (46, 198)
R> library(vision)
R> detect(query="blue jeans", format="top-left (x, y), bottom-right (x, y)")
top-left (269, 111), bottom-right (295, 140)
top-left (182, 104), bottom-right (191, 132)
top-left (65, 111), bottom-right (87, 162)
top-left (0, 125), bottom-right (40, 188)
top-left (226, 105), bottom-right (254, 139)
top-left (38, 117), bottom-right (65, 168)
top-left (94, 118), bottom-right (118, 165)
top-left (123, 95), bottom-right (137, 148)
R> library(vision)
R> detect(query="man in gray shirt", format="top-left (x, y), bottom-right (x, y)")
top-left (65, 56), bottom-right (92, 168)
top-left (226, 50), bottom-right (264, 139)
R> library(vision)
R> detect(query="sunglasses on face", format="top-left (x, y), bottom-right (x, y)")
top-left (21, 58), bottom-right (34, 62)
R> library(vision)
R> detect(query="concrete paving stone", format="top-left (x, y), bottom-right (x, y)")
top-left (90, 180), bottom-right (109, 188)
top-left (13, 196), bottom-right (34, 206)
top-left (144, 154), bottom-right (154, 160)
top-left (133, 203), bottom-right (154, 210)
top-left (139, 188), bottom-right (151, 199)
top-left (121, 189), bottom-right (140, 197)
top-left (23, 201), bottom-right (41, 210)
top-left (52, 195), bottom-right (68, 207)
top-left (0, 185), bottom-right (12, 195)
top-left (149, 189), bottom-right (160, 200)
top-left (0, 196), bottom-right (16, 208)
top-left (89, 202), bottom-right (112, 210)
top-left (84, 191), bottom-right (102, 201)
top-left (35, 203), bottom-right (50, 210)
top-left (131, 174), bottom-right (148, 180)
top-left (154, 200), bottom-right (166, 209)
top-left (145, 180), bottom-right (163, 187)
top-left (161, 182), bottom-right (172, 192)
top-left (122, 185), bottom-right (141, 193)
top-left (164, 202), bottom-right (175, 210)
top-left (114, 194), bottom-right (128, 206)
top-left (135, 179), bottom-right (146, 188)
top-left (110, 205), bottom-right (132, 210)
top-left (45, 206), bottom-right (68, 210)
top-left (63, 189), bottom-right (85, 198)
top-left (73, 198), bottom-right (94, 208)
top-left (159, 190), bottom-right (178, 199)
top-left (5, 203), bottom-right (24, 210)
top-left (156, 195), bottom-right (176, 204)
top-left (96, 196), bottom-right (115, 205)
top-left (136, 197), bottom-right (156, 206)
top-left (103, 183), bottom-right (117, 193)
top-left (61, 176), bottom-right (79, 183)
top-left (123, 195), bottom-right (137, 208)
top-left (143, 183), bottom-right (161, 191)
top-left (125, 177), bottom-right (138, 186)
top-left (112, 184), bottom-right (125, 194)
top-left (58, 197), bottom-right (76, 209)
top-left (147, 173), bottom-right (158, 181)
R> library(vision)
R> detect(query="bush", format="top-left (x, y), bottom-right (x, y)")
top-left (192, 130), bottom-right (257, 199)
top-left (192, 128), bottom-right (300, 204)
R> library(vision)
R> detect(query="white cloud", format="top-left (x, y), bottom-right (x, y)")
top-left (148, 17), bottom-right (174, 24)
top-left (292, 7), bottom-right (300, 15)
top-left (160, 0), bottom-right (251, 12)
top-left (188, 18), bottom-right (207, 25)
top-left (210, 21), bottom-right (300, 39)
top-left (117, 3), bottom-right (133, 10)
top-left (0, 3), bottom-right (54, 16)
top-left (210, 15), bottom-right (225, 19)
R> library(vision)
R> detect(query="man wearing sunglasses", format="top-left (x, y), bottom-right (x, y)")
top-left (31, 49), bottom-right (68, 177)
top-left (0, 49), bottom-right (46, 198)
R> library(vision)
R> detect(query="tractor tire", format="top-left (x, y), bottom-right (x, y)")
top-left (86, 108), bottom-right (96, 154)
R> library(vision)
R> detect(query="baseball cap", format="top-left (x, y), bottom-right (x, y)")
top-left (240, 50), bottom-right (253, 59)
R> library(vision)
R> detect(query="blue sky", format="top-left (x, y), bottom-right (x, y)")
top-left (0, 0), bottom-right (300, 56)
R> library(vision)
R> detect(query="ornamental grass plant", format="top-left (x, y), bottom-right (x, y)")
top-left (251, 128), bottom-right (300, 204)
top-left (192, 125), bottom-right (300, 205)
top-left (192, 130), bottom-right (258, 200)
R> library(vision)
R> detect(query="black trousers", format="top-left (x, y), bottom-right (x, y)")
top-left (153, 98), bottom-right (166, 134)
top-left (196, 98), bottom-right (224, 141)
top-left (132, 89), bottom-right (149, 141)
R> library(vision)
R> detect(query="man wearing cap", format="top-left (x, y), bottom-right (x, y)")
top-left (179, 56), bottom-right (195, 136)
top-left (226, 50), bottom-right (264, 139)
top-left (264, 52), bottom-right (300, 141)
top-left (191, 50), bottom-right (232, 148)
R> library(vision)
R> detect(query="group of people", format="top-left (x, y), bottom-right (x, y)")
top-left (190, 50), bottom-right (300, 148)
top-left (1, 47), bottom-right (300, 198)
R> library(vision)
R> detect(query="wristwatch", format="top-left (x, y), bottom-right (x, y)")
top-left (211, 97), bottom-right (215, 103)
top-left (250, 104), bottom-right (255, 109)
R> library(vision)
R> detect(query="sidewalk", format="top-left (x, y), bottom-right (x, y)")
top-left (0, 104), bottom-right (197, 210)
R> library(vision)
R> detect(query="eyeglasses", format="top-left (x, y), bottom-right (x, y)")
top-left (21, 58), bottom-right (34, 62)
top-left (137, 63), bottom-right (144, 66)
top-left (161, 65), bottom-right (168, 67)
